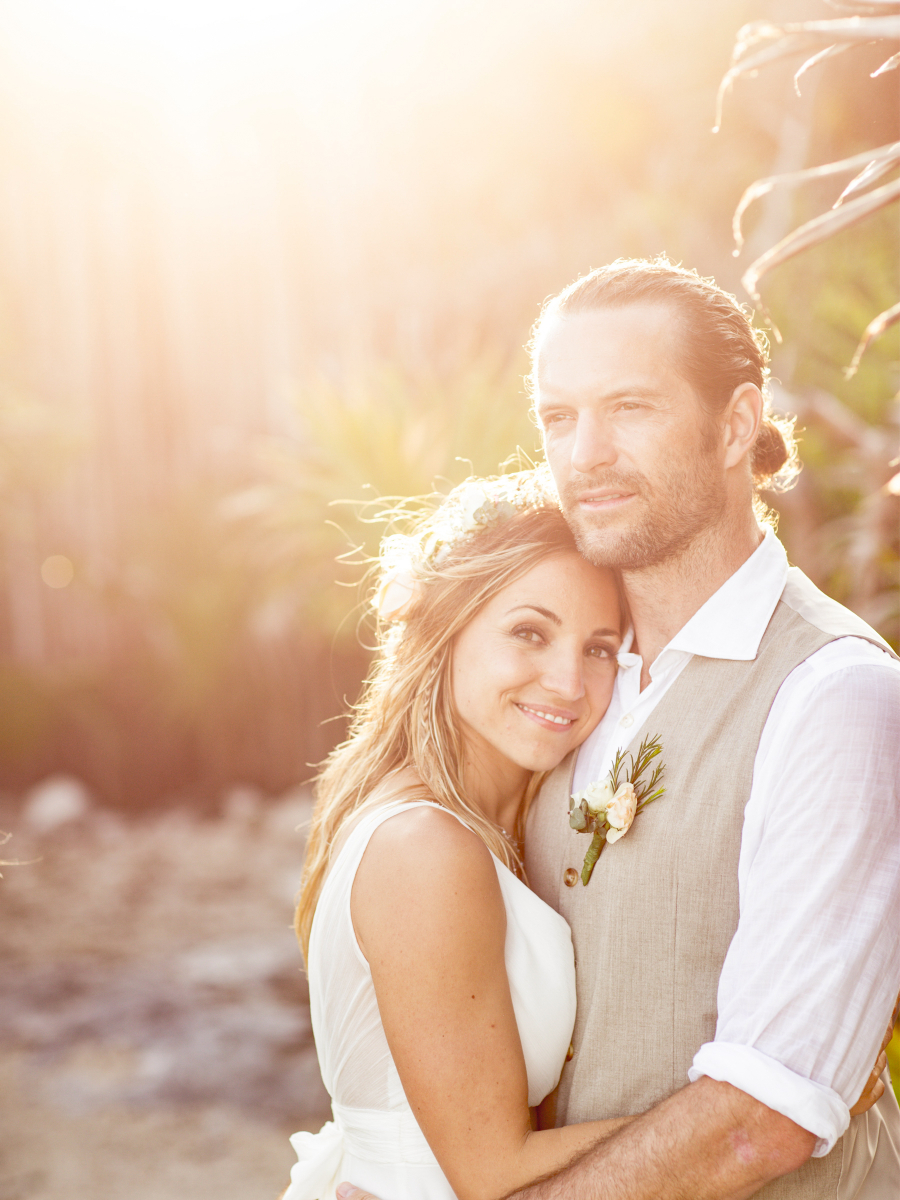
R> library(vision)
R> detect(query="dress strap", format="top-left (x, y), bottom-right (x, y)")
top-left (314, 800), bottom-right (455, 967)
top-left (327, 799), bottom-right (452, 887)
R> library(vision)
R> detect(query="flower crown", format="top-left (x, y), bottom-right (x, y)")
top-left (372, 465), bottom-right (558, 622)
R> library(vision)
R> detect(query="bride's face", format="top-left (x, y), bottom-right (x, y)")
top-left (450, 551), bottom-right (622, 796)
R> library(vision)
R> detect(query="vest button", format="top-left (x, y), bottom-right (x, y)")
top-left (564, 867), bottom-right (578, 888)
top-left (566, 1042), bottom-right (575, 1062)
top-left (620, 713), bottom-right (634, 727)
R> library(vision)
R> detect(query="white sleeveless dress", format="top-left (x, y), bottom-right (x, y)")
top-left (285, 801), bottom-right (577, 1200)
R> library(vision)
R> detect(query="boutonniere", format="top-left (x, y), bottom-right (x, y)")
top-left (568, 734), bottom-right (666, 886)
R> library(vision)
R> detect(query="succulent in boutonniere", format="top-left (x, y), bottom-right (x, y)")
top-left (568, 734), bottom-right (666, 886)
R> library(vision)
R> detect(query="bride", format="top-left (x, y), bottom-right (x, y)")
top-left (282, 469), bottom-right (887, 1200)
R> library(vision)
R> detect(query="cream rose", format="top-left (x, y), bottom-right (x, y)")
top-left (604, 781), bottom-right (637, 844)
top-left (575, 776), bottom-right (615, 816)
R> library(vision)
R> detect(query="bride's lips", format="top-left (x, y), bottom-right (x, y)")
top-left (515, 702), bottom-right (578, 731)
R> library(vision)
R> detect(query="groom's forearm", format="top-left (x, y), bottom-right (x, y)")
top-left (505, 1077), bottom-right (816, 1200)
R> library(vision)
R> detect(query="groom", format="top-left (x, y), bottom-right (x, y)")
top-left (520, 258), bottom-right (900, 1200)
top-left (340, 258), bottom-right (900, 1199)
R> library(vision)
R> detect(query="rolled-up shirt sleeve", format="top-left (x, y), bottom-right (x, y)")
top-left (689, 640), bottom-right (900, 1156)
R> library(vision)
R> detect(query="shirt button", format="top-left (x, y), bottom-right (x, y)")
top-left (620, 713), bottom-right (634, 727)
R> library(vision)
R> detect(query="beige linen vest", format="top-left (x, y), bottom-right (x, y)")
top-left (526, 569), bottom-right (900, 1199)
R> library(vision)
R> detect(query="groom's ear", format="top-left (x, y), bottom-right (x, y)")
top-left (721, 382), bottom-right (763, 470)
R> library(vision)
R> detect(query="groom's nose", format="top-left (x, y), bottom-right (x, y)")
top-left (569, 411), bottom-right (617, 475)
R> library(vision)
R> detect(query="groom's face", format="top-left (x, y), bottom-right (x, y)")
top-left (533, 303), bottom-right (727, 570)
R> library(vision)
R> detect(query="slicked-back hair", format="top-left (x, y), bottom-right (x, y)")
top-left (531, 256), bottom-right (799, 492)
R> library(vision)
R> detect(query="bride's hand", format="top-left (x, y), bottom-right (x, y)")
top-left (849, 1011), bottom-right (896, 1118)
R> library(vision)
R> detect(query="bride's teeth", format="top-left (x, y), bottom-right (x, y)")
top-left (522, 705), bottom-right (572, 725)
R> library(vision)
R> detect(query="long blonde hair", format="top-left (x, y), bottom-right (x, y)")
top-left (295, 494), bottom-right (582, 962)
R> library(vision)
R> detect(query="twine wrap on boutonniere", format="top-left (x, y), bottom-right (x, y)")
top-left (568, 734), bottom-right (666, 885)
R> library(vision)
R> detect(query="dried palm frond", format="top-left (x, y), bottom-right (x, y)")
top-left (740, 178), bottom-right (900, 333)
top-left (720, 9), bottom-right (900, 370)
top-left (715, 15), bottom-right (900, 129)
top-left (731, 142), bottom-right (900, 250)
top-left (835, 144), bottom-right (900, 203)
top-left (845, 302), bottom-right (900, 377)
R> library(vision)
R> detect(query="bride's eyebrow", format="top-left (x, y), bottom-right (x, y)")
top-left (505, 604), bottom-right (561, 625)
top-left (506, 606), bottom-right (620, 641)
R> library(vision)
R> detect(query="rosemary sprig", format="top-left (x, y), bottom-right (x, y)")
top-left (569, 732), bottom-right (667, 885)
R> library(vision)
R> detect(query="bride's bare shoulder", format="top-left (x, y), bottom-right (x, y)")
top-left (352, 793), bottom-right (503, 962)
top-left (364, 793), bottom-right (489, 870)
top-left (353, 777), bottom-right (497, 912)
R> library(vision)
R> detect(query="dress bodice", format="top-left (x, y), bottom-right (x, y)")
top-left (286, 800), bottom-right (577, 1200)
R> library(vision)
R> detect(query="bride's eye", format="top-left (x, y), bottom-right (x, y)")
top-left (586, 642), bottom-right (615, 660)
top-left (512, 624), bottom-right (544, 644)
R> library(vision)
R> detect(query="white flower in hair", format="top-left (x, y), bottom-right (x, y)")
top-left (372, 537), bottom-right (420, 621)
top-left (423, 467), bottom-right (558, 565)
top-left (373, 569), bottom-right (417, 622)
top-left (373, 466), bottom-right (559, 623)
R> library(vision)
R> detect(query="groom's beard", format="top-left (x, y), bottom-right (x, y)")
top-left (558, 456), bottom-right (727, 572)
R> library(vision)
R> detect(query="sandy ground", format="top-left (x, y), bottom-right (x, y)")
top-left (3, 782), bottom-right (899, 1200)
top-left (0, 787), bottom-right (330, 1200)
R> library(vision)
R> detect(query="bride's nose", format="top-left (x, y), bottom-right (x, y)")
top-left (540, 645), bottom-right (586, 701)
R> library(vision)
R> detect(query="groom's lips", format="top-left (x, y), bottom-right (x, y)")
top-left (577, 488), bottom-right (636, 510)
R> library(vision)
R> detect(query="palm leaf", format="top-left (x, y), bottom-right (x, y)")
top-left (715, 15), bottom-right (900, 129)
top-left (715, 30), bottom-right (831, 129)
top-left (872, 48), bottom-right (900, 72)
top-left (741, 176), bottom-right (900, 324)
top-left (788, 16), bottom-right (900, 35)
top-left (835, 143), bottom-right (900, 204)
top-left (731, 144), bottom-right (898, 250)
top-left (794, 43), bottom-right (854, 94)
top-left (844, 302), bottom-right (900, 377)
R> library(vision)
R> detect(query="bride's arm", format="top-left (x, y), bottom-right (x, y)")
top-left (351, 807), bottom-right (629, 1200)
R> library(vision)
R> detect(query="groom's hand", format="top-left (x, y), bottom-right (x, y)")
top-left (336, 1185), bottom-right (382, 1200)
top-left (849, 1014), bottom-right (896, 1117)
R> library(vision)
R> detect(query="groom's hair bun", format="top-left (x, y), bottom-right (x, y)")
top-left (533, 256), bottom-right (800, 494)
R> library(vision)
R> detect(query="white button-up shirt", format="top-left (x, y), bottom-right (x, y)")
top-left (572, 528), bottom-right (900, 1155)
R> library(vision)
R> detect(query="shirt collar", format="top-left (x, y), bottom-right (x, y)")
top-left (663, 527), bottom-right (788, 662)
top-left (614, 529), bottom-right (788, 669)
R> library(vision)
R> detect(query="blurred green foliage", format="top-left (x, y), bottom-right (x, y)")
top-left (0, 0), bottom-right (896, 807)
top-left (234, 362), bottom-right (539, 627)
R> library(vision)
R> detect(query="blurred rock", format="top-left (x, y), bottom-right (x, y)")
top-left (221, 784), bottom-right (263, 825)
top-left (265, 788), bottom-right (314, 840)
top-left (0, 778), bottom-right (332, 1161)
top-left (22, 776), bottom-right (91, 833)
top-left (177, 935), bottom-right (300, 989)
top-left (0, 948), bottom-right (325, 1121)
